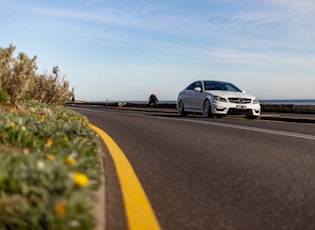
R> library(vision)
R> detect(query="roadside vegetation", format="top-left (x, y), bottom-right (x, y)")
top-left (0, 44), bottom-right (102, 229)
top-left (0, 44), bottom-right (74, 106)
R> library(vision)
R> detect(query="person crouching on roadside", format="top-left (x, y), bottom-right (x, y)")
top-left (149, 94), bottom-right (159, 106)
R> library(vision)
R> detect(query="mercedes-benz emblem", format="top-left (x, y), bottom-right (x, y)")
top-left (238, 98), bottom-right (244, 104)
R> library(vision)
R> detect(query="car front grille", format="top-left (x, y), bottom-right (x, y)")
top-left (228, 98), bottom-right (252, 104)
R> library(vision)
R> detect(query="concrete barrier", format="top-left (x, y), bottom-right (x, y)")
top-left (261, 104), bottom-right (315, 114)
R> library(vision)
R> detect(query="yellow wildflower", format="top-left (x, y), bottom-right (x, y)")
top-left (10, 122), bottom-right (15, 128)
top-left (10, 108), bottom-right (15, 113)
top-left (48, 154), bottom-right (54, 160)
top-left (73, 173), bottom-right (89, 187)
top-left (40, 114), bottom-right (45, 122)
top-left (21, 126), bottom-right (26, 131)
top-left (66, 156), bottom-right (76, 165)
top-left (46, 140), bottom-right (53, 147)
top-left (55, 202), bottom-right (66, 216)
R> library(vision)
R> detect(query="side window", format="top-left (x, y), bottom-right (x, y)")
top-left (204, 81), bottom-right (212, 90)
top-left (186, 81), bottom-right (202, 91)
top-left (195, 81), bottom-right (202, 88)
top-left (186, 82), bottom-right (196, 90)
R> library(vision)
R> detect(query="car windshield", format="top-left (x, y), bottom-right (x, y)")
top-left (204, 81), bottom-right (241, 92)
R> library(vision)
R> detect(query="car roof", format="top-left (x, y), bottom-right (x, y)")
top-left (198, 80), bottom-right (229, 84)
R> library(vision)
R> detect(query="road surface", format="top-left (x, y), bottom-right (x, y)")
top-left (72, 106), bottom-right (315, 230)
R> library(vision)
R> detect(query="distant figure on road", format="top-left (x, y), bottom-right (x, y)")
top-left (149, 94), bottom-right (159, 106)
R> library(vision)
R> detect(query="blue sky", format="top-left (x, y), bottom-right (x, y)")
top-left (1, 0), bottom-right (314, 101)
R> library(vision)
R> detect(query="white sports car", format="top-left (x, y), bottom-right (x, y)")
top-left (177, 80), bottom-right (261, 118)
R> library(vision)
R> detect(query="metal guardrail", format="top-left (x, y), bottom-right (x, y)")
top-left (261, 104), bottom-right (315, 114)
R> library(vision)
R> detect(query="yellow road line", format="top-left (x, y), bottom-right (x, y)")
top-left (90, 124), bottom-right (161, 230)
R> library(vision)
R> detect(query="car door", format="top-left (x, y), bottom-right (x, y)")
top-left (189, 81), bottom-right (204, 111)
top-left (181, 82), bottom-right (196, 110)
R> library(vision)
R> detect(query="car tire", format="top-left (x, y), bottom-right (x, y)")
top-left (203, 100), bottom-right (212, 118)
top-left (178, 100), bottom-right (187, 116)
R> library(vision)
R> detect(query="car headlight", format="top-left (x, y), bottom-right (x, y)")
top-left (214, 96), bottom-right (227, 102)
top-left (253, 99), bottom-right (259, 104)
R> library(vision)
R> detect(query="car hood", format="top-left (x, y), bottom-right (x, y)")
top-left (205, 90), bottom-right (257, 99)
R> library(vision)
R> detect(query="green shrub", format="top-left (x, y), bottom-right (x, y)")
top-left (0, 90), bottom-right (10, 105)
top-left (26, 66), bottom-right (75, 105)
top-left (0, 44), bottom-right (74, 105)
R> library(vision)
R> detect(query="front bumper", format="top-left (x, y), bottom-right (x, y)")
top-left (212, 102), bottom-right (261, 116)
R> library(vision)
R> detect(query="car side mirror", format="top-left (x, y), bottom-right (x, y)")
top-left (242, 90), bottom-right (246, 94)
top-left (194, 87), bottom-right (202, 92)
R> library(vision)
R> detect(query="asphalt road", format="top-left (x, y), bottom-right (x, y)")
top-left (72, 106), bottom-right (315, 230)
